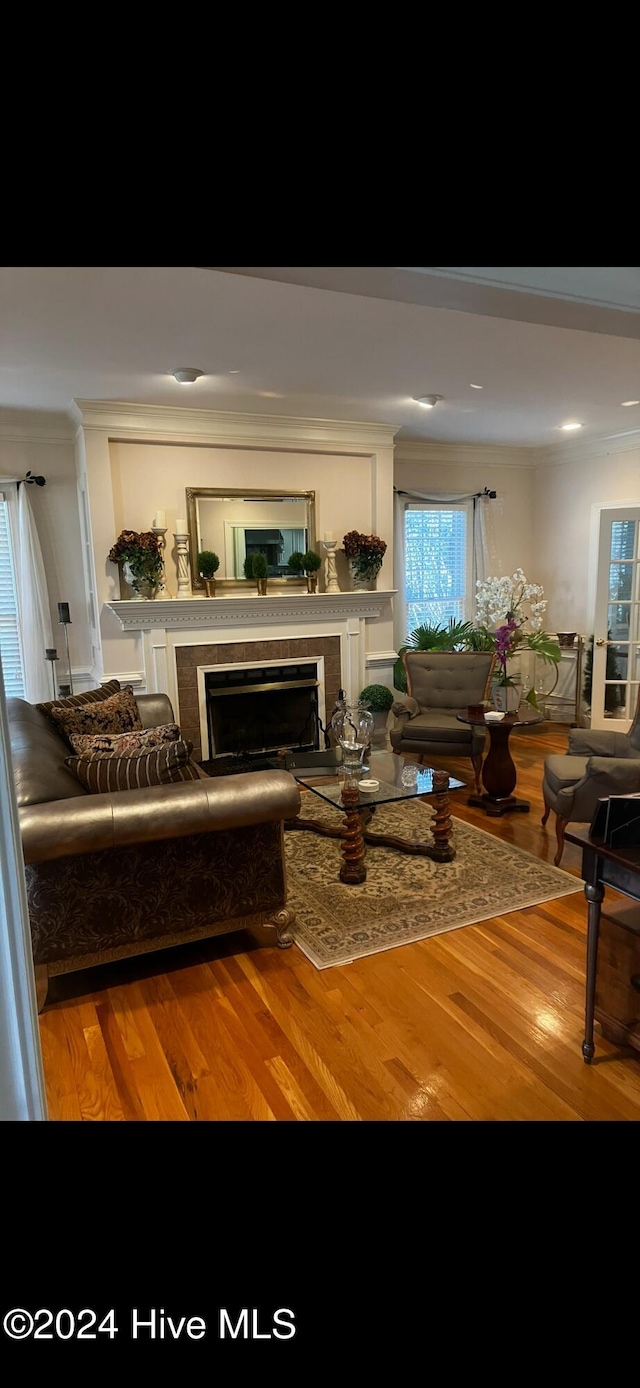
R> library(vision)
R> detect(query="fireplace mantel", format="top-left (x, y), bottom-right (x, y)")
top-left (106, 591), bottom-right (395, 631)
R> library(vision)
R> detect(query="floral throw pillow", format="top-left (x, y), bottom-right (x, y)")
top-left (36, 678), bottom-right (121, 721)
top-left (68, 723), bottom-right (182, 757)
top-left (49, 685), bottom-right (142, 745)
top-left (66, 739), bottom-right (200, 792)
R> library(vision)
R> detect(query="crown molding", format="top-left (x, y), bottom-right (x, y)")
top-left (0, 409), bottom-right (74, 444)
top-left (394, 440), bottom-right (535, 468)
top-left (71, 400), bottom-right (399, 452)
top-left (533, 425), bottom-right (640, 467)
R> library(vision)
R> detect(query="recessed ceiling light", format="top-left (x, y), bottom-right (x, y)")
top-left (228, 369), bottom-right (240, 374)
top-left (561, 422), bottom-right (582, 431)
top-left (469, 383), bottom-right (483, 389)
top-left (257, 390), bottom-right (285, 399)
top-left (172, 367), bottom-right (204, 384)
top-left (621, 399), bottom-right (640, 406)
top-left (414, 394), bottom-right (444, 409)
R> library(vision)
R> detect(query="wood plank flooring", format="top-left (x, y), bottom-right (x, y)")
top-left (39, 723), bottom-right (640, 1121)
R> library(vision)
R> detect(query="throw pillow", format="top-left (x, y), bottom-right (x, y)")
top-left (36, 679), bottom-right (121, 721)
top-left (66, 739), bottom-right (200, 793)
top-left (68, 723), bottom-right (182, 756)
top-left (49, 685), bottom-right (143, 744)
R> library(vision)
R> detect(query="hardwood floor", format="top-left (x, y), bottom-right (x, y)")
top-left (39, 722), bottom-right (640, 1121)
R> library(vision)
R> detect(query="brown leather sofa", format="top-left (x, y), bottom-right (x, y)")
top-left (8, 691), bottom-right (301, 1009)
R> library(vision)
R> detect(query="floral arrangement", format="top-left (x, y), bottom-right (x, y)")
top-left (474, 568), bottom-right (560, 695)
top-left (108, 530), bottom-right (163, 595)
top-left (343, 530), bottom-right (387, 583)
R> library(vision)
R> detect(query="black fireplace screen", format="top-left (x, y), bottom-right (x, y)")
top-left (206, 663), bottom-right (321, 758)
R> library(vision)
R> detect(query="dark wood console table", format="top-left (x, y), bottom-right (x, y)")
top-left (565, 825), bottom-right (640, 1063)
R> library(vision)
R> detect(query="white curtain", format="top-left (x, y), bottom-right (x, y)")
top-left (393, 487), bottom-right (502, 652)
top-left (14, 484), bottom-right (53, 702)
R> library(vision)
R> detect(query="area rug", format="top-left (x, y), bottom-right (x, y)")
top-left (285, 794), bottom-right (580, 969)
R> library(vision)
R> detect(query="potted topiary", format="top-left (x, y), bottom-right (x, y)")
top-left (360, 682), bottom-right (395, 747)
top-left (302, 549), bottom-right (322, 593)
top-left (244, 554), bottom-right (255, 581)
top-left (252, 552), bottom-right (268, 595)
top-left (287, 551), bottom-right (306, 580)
top-left (198, 549), bottom-right (220, 597)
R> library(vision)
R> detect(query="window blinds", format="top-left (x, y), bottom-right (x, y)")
top-left (0, 496), bottom-right (25, 697)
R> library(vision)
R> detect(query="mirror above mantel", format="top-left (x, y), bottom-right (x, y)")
top-left (186, 487), bottom-right (317, 591)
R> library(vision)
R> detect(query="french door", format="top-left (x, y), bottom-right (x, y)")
top-left (592, 507), bottom-right (640, 731)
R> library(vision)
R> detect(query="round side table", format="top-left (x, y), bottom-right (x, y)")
top-left (456, 708), bottom-right (544, 816)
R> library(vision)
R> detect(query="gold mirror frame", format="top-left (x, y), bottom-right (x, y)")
top-left (186, 487), bottom-right (317, 591)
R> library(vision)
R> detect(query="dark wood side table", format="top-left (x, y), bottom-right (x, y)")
top-left (456, 708), bottom-right (543, 816)
top-left (565, 825), bottom-right (640, 1062)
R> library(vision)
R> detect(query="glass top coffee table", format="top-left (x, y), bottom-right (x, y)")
top-left (277, 750), bottom-right (465, 885)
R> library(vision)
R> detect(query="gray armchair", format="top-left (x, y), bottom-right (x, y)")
top-left (542, 688), bottom-right (640, 864)
top-left (390, 651), bottom-right (496, 793)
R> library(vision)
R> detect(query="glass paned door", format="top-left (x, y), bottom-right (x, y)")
top-left (592, 509), bottom-right (640, 730)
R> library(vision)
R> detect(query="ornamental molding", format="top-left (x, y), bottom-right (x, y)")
top-left (106, 591), bottom-right (396, 631)
top-left (71, 400), bottom-right (399, 452)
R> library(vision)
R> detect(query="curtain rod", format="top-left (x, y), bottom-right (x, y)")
top-left (394, 486), bottom-right (497, 499)
top-left (15, 471), bottom-right (46, 490)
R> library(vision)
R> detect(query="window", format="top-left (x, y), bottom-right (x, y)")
top-left (0, 495), bottom-right (25, 697)
top-left (404, 502), bottom-right (473, 634)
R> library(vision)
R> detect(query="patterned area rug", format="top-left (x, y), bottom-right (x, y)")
top-left (285, 793), bottom-right (580, 969)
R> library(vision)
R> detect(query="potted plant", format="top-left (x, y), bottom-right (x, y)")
top-left (108, 529), bottom-right (163, 600)
top-left (583, 635), bottom-right (624, 716)
top-left (252, 552), bottom-right (268, 595)
top-left (287, 552), bottom-right (306, 579)
top-left (360, 683), bottom-right (394, 747)
top-left (474, 569), bottom-right (561, 711)
top-left (342, 530), bottom-right (387, 590)
top-left (198, 549), bottom-right (220, 597)
top-left (302, 549), bottom-right (322, 593)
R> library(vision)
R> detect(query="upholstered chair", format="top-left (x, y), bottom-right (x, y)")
top-left (542, 687), bottom-right (640, 864)
top-left (390, 651), bottom-right (496, 793)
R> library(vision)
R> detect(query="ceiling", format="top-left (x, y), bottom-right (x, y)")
top-left (1, 266), bottom-right (639, 447)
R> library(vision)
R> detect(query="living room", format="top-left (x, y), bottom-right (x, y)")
top-left (2, 265), bottom-right (640, 1122)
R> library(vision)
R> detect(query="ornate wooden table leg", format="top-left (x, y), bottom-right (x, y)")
top-left (583, 880), bottom-right (604, 1063)
top-left (429, 770), bottom-right (455, 862)
top-left (340, 781), bottom-right (367, 883)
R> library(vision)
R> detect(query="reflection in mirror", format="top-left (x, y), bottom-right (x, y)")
top-left (186, 488), bottom-right (316, 590)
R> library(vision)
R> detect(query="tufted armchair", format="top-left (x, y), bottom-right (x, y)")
top-left (390, 651), bottom-right (496, 792)
top-left (542, 686), bottom-right (640, 864)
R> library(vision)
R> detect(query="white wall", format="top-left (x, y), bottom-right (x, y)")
top-left (0, 420), bottom-right (92, 681)
top-left (533, 441), bottom-right (640, 634)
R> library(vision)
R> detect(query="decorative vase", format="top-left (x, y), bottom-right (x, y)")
top-left (306, 574), bottom-right (318, 594)
top-left (348, 557), bottom-right (382, 591)
top-left (494, 683), bottom-right (521, 713)
top-left (122, 562), bottom-right (158, 600)
top-left (331, 700), bottom-right (375, 777)
top-left (257, 578), bottom-right (268, 596)
top-left (203, 578), bottom-right (217, 597)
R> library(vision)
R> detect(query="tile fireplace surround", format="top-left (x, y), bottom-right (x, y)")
top-left (107, 591), bottom-right (396, 762)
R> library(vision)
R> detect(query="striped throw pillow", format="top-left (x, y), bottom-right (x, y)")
top-left (36, 679), bottom-right (122, 721)
top-left (66, 739), bottom-right (200, 793)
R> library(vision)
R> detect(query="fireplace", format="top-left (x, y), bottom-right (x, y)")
top-left (204, 660), bottom-right (326, 759)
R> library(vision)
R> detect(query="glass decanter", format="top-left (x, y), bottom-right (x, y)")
top-left (331, 700), bottom-right (374, 785)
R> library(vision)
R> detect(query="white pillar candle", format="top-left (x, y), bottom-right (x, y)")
top-left (323, 531), bottom-right (336, 541)
top-left (175, 518), bottom-right (187, 534)
top-left (154, 510), bottom-right (166, 528)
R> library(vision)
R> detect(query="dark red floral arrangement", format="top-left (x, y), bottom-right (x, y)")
top-left (342, 530), bottom-right (387, 562)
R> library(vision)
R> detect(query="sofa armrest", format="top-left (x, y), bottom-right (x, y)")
top-left (19, 770), bottom-right (301, 865)
top-left (567, 727), bottom-right (631, 758)
top-left (556, 756), bottom-right (640, 819)
top-left (135, 692), bottom-right (176, 728)
top-left (392, 695), bottom-right (421, 720)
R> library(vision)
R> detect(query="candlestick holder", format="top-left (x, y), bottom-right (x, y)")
top-left (151, 525), bottom-right (172, 598)
top-left (57, 602), bottom-right (74, 695)
top-left (174, 531), bottom-right (192, 598)
top-left (45, 648), bottom-right (59, 700)
top-left (322, 539), bottom-right (341, 594)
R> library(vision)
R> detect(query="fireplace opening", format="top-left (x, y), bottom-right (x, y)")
top-left (206, 663), bottom-right (322, 759)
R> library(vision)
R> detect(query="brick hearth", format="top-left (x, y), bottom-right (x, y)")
top-left (175, 637), bottom-right (342, 760)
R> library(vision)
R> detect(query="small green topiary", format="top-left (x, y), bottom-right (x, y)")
top-left (252, 552), bottom-right (268, 579)
top-left (359, 683), bottom-right (395, 712)
top-left (243, 554), bottom-right (255, 579)
top-left (287, 551), bottom-right (306, 574)
top-left (303, 550), bottom-right (322, 573)
top-left (198, 550), bottom-right (220, 579)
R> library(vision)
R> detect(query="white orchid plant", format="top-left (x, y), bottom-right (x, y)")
top-left (474, 568), bottom-right (561, 706)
